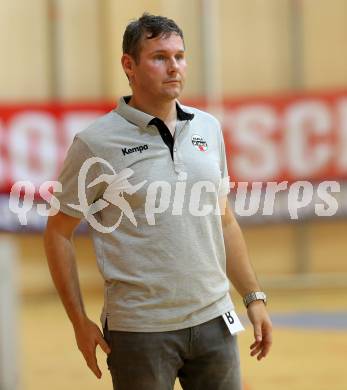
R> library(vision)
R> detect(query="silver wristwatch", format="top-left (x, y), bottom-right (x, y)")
top-left (243, 291), bottom-right (267, 308)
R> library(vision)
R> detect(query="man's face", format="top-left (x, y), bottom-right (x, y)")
top-left (124, 33), bottom-right (187, 102)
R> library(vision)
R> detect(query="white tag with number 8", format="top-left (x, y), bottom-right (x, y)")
top-left (222, 311), bottom-right (245, 335)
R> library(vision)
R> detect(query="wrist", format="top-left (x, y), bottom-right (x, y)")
top-left (71, 312), bottom-right (89, 330)
top-left (247, 299), bottom-right (266, 309)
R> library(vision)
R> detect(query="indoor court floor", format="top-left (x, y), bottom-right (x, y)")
top-left (20, 288), bottom-right (347, 390)
top-left (3, 231), bottom-right (345, 390)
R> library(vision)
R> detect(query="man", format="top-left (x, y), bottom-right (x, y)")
top-left (44, 13), bottom-right (272, 390)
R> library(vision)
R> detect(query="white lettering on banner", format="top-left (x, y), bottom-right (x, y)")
top-left (315, 181), bottom-right (340, 217)
top-left (230, 106), bottom-right (279, 180)
top-left (7, 112), bottom-right (58, 185)
top-left (63, 113), bottom-right (101, 147)
top-left (1, 96), bottom-right (347, 197)
top-left (337, 100), bottom-right (347, 172)
top-left (285, 101), bottom-right (332, 178)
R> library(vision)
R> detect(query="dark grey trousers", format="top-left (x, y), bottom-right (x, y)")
top-left (103, 315), bottom-right (242, 390)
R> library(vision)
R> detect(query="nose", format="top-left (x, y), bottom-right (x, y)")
top-left (168, 57), bottom-right (179, 72)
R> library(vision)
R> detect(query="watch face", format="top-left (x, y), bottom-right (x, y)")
top-left (256, 292), bottom-right (266, 300)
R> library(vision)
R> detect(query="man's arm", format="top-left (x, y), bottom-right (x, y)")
top-left (221, 201), bottom-right (272, 361)
top-left (44, 211), bottom-right (110, 378)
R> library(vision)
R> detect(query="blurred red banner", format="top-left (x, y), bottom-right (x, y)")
top-left (0, 90), bottom-right (346, 194)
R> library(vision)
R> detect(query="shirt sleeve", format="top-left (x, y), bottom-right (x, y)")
top-left (54, 136), bottom-right (107, 219)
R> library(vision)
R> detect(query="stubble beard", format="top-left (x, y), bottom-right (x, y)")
top-left (162, 82), bottom-right (184, 101)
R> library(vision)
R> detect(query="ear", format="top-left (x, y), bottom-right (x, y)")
top-left (121, 54), bottom-right (135, 79)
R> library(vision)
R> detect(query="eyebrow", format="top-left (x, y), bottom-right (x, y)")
top-left (150, 49), bottom-right (185, 55)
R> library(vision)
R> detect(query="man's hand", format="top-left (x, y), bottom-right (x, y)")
top-left (247, 301), bottom-right (272, 361)
top-left (73, 317), bottom-right (111, 378)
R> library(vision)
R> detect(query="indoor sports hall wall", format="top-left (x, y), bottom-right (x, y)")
top-left (1, 0), bottom-right (347, 101)
top-left (0, 0), bottom-right (346, 305)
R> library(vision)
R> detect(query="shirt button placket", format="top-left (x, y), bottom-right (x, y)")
top-left (173, 145), bottom-right (181, 173)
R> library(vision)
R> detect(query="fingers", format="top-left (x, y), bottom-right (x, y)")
top-left (251, 337), bottom-right (272, 360)
top-left (98, 333), bottom-right (111, 355)
top-left (74, 319), bottom-right (112, 378)
top-left (78, 336), bottom-right (106, 379)
top-left (85, 348), bottom-right (102, 379)
top-left (254, 323), bottom-right (263, 343)
top-left (259, 330), bottom-right (272, 360)
top-left (83, 336), bottom-right (108, 379)
top-left (257, 342), bottom-right (270, 360)
top-left (79, 341), bottom-right (102, 378)
top-left (250, 342), bottom-right (262, 357)
top-left (85, 335), bottom-right (112, 378)
top-left (250, 320), bottom-right (272, 361)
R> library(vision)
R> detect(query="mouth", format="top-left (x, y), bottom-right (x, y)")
top-left (164, 80), bottom-right (180, 84)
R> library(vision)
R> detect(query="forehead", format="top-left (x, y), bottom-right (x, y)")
top-left (140, 33), bottom-right (185, 54)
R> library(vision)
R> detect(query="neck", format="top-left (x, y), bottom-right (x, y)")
top-left (128, 95), bottom-right (177, 123)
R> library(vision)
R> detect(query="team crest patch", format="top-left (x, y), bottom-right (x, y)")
top-left (191, 134), bottom-right (208, 152)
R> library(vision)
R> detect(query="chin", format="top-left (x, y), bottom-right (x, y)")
top-left (161, 84), bottom-right (182, 96)
top-left (164, 89), bottom-right (182, 100)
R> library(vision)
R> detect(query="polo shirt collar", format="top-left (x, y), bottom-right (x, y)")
top-left (116, 95), bottom-right (194, 129)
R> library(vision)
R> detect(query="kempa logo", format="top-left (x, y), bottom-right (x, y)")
top-left (192, 134), bottom-right (208, 152)
top-left (122, 144), bottom-right (149, 156)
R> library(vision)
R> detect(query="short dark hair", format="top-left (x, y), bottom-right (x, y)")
top-left (122, 13), bottom-right (184, 63)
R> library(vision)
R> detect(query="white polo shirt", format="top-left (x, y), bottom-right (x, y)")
top-left (55, 96), bottom-right (234, 331)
